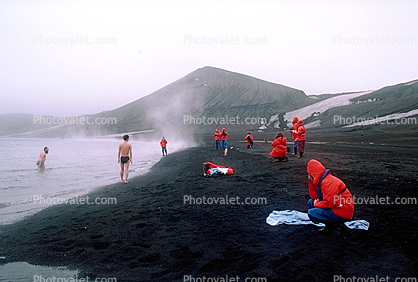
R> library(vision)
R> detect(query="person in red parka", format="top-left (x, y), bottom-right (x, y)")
top-left (289, 116), bottom-right (299, 155)
top-left (160, 137), bottom-right (168, 156)
top-left (307, 159), bottom-right (354, 232)
top-left (214, 129), bottom-right (221, 150)
top-left (244, 133), bottom-right (254, 148)
top-left (293, 119), bottom-right (305, 158)
top-left (269, 132), bottom-right (288, 162)
top-left (220, 128), bottom-right (228, 148)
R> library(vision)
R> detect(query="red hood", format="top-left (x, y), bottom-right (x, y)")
top-left (307, 159), bottom-right (326, 185)
top-left (292, 117), bottom-right (299, 124)
top-left (297, 119), bottom-right (304, 125)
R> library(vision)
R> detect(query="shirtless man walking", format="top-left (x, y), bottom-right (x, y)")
top-left (118, 135), bottom-right (132, 184)
top-left (36, 147), bottom-right (49, 170)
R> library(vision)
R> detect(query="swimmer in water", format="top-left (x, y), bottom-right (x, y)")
top-left (36, 147), bottom-right (49, 170)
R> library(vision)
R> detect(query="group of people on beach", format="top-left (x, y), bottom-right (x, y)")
top-left (209, 117), bottom-right (354, 232)
top-left (37, 116), bottom-right (354, 232)
top-left (269, 116), bottom-right (306, 161)
top-left (37, 134), bottom-right (168, 184)
top-left (211, 117), bottom-right (305, 162)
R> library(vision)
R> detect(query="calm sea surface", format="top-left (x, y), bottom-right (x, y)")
top-left (0, 138), bottom-right (162, 225)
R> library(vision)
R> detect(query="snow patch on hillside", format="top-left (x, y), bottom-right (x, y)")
top-left (284, 90), bottom-right (374, 127)
top-left (344, 109), bottom-right (418, 127)
top-left (405, 80), bottom-right (418, 86)
top-left (304, 120), bottom-right (321, 129)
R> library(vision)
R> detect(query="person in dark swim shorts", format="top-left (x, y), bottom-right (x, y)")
top-left (120, 156), bottom-right (130, 164)
top-left (118, 135), bottom-right (132, 183)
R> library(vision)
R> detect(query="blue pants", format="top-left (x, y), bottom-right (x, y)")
top-left (222, 140), bottom-right (228, 148)
top-left (162, 147), bottom-right (167, 155)
top-left (307, 199), bottom-right (347, 224)
top-left (293, 140), bottom-right (297, 148)
top-left (215, 140), bottom-right (221, 149)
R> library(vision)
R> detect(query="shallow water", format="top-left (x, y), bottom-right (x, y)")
top-left (0, 262), bottom-right (79, 281)
top-left (0, 138), bottom-right (162, 225)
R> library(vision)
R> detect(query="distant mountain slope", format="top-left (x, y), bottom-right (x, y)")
top-left (0, 66), bottom-right (314, 137)
top-left (300, 79), bottom-right (418, 130)
top-left (95, 66), bottom-right (313, 134)
top-left (349, 79), bottom-right (418, 104)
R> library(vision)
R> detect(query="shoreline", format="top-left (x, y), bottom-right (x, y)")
top-left (0, 138), bottom-right (417, 281)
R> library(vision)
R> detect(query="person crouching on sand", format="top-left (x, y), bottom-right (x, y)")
top-left (36, 147), bottom-right (49, 170)
top-left (244, 133), bottom-right (254, 148)
top-left (269, 132), bottom-right (288, 162)
top-left (160, 137), bottom-right (168, 156)
top-left (118, 134), bottom-right (132, 184)
top-left (307, 159), bottom-right (354, 233)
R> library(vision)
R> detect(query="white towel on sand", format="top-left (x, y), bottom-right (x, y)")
top-left (209, 167), bottom-right (229, 176)
top-left (266, 210), bottom-right (369, 230)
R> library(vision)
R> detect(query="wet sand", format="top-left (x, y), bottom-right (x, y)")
top-left (0, 133), bottom-right (417, 281)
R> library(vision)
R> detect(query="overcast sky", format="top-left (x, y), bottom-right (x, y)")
top-left (1, 0), bottom-right (417, 116)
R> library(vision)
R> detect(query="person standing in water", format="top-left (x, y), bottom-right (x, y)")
top-left (160, 137), bottom-right (168, 156)
top-left (118, 134), bottom-right (132, 184)
top-left (36, 147), bottom-right (49, 170)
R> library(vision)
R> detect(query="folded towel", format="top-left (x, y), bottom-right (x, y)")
top-left (266, 210), bottom-right (369, 230)
top-left (209, 167), bottom-right (229, 176)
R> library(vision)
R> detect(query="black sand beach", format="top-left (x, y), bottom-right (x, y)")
top-left (0, 133), bottom-right (417, 281)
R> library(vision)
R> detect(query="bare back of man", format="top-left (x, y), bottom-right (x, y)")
top-left (37, 147), bottom-right (49, 170)
top-left (118, 135), bottom-right (132, 184)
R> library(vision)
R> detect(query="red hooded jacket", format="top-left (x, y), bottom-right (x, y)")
top-left (214, 130), bottom-right (221, 141)
top-left (220, 128), bottom-right (228, 141)
top-left (244, 134), bottom-right (254, 146)
top-left (290, 117), bottom-right (299, 141)
top-left (307, 159), bottom-right (354, 220)
top-left (295, 120), bottom-right (305, 141)
top-left (160, 139), bottom-right (167, 148)
top-left (269, 136), bottom-right (287, 158)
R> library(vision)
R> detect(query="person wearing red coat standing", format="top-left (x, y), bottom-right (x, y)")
top-left (289, 116), bottom-right (299, 155)
top-left (244, 133), bottom-right (254, 148)
top-left (269, 132), bottom-right (288, 162)
top-left (214, 129), bottom-right (221, 150)
top-left (293, 119), bottom-right (305, 158)
top-left (307, 159), bottom-right (354, 232)
top-left (160, 137), bottom-right (168, 156)
top-left (220, 128), bottom-right (228, 148)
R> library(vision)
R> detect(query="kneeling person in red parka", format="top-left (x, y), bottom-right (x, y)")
top-left (269, 132), bottom-right (288, 162)
top-left (307, 159), bottom-right (354, 231)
